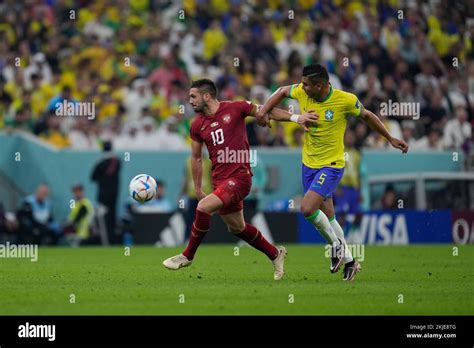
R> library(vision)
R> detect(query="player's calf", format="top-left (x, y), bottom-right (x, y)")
top-left (163, 208), bottom-right (210, 269)
top-left (182, 209), bottom-right (211, 260)
top-left (232, 223), bottom-right (279, 260)
top-left (231, 223), bottom-right (286, 280)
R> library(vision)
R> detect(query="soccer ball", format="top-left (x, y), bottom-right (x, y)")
top-left (129, 174), bottom-right (157, 203)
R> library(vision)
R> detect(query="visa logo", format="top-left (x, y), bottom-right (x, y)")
top-left (349, 214), bottom-right (409, 245)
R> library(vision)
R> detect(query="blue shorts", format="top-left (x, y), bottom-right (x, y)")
top-left (302, 164), bottom-right (344, 199)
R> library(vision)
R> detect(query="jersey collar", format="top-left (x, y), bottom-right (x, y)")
top-left (206, 102), bottom-right (222, 118)
top-left (319, 84), bottom-right (333, 103)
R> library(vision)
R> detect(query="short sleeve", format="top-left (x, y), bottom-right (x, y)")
top-left (289, 83), bottom-right (305, 100)
top-left (189, 117), bottom-right (203, 142)
top-left (236, 100), bottom-right (255, 118)
top-left (345, 92), bottom-right (363, 117)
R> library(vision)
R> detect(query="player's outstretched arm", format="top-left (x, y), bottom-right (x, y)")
top-left (360, 108), bottom-right (409, 153)
top-left (267, 108), bottom-right (319, 132)
top-left (249, 102), bottom-right (318, 131)
top-left (256, 85), bottom-right (292, 126)
top-left (190, 140), bottom-right (206, 200)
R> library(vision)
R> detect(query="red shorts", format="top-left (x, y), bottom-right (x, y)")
top-left (213, 173), bottom-right (252, 215)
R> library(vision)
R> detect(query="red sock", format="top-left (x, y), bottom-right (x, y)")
top-left (235, 223), bottom-right (278, 260)
top-left (183, 209), bottom-right (211, 260)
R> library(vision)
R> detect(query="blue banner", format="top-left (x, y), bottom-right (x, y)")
top-left (298, 210), bottom-right (453, 244)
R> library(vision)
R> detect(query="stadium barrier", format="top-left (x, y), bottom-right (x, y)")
top-left (0, 133), bottom-right (468, 247)
top-left (131, 209), bottom-right (473, 245)
top-left (299, 210), bottom-right (474, 244)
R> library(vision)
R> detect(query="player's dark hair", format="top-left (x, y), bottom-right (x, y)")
top-left (190, 79), bottom-right (217, 98)
top-left (302, 64), bottom-right (329, 84)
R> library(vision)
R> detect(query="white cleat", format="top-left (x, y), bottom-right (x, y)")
top-left (272, 246), bottom-right (287, 280)
top-left (163, 254), bottom-right (192, 270)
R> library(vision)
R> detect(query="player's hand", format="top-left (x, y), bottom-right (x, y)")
top-left (390, 138), bottom-right (409, 153)
top-left (255, 107), bottom-right (266, 124)
top-left (259, 114), bottom-right (272, 128)
top-left (195, 190), bottom-right (207, 201)
top-left (256, 110), bottom-right (271, 128)
top-left (299, 110), bottom-right (319, 131)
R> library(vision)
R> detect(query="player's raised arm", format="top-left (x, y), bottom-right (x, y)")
top-left (249, 102), bottom-right (318, 131)
top-left (360, 108), bottom-right (409, 153)
top-left (267, 107), bottom-right (319, 132)
top-left (190, 139), bottom-right (206, 200)
top-left (256, 85), bottom-right (292, 126)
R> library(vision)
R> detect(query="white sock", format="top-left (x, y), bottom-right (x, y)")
top-left (329, 216), bottom-right (354, 263)
top-left (306, 210), bottom-right (339, 244)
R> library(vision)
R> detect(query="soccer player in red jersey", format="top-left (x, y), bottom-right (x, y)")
top-left (163, 79), bottom-right (317, 280)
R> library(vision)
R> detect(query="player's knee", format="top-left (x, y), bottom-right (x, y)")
top-left (228, 227), bottom-right (241, 235)
top-left (300, 202), bottom-right (316, 217)
top-left (323, 207), bottom-right (335, 220)
top-left (197, 200), bottom-right (212, 214)
top-left (227, 222), bottom-right (245, 233)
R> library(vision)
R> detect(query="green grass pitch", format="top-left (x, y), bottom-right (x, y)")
top-left (1, 245), bottom-right (472, 315)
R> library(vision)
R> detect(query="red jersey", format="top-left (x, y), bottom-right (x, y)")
top-left (190, 100), bottom-right (254, 181)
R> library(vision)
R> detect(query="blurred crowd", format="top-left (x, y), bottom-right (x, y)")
top-left (0, 145), bottom-right (174, 245)
top-left (0, 0), bottom-right (473, 154)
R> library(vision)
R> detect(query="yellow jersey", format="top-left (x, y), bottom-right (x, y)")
top-left (289, 83), bottom-right (362, 169)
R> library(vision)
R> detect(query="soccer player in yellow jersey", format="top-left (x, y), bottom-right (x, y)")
top-left (257, 64), bottom-right (408, 281)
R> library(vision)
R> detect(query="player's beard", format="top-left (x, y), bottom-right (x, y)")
top-left (192, 101), bottom-right (206, 113)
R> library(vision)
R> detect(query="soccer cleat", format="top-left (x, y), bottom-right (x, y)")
top-left (343, 260), bottom-right (361, 281)
top-left (272, 246), bottom-right (287, 280)
top-left (163, 254), bottom-right (192, 270)
top-left (330, 240), bottom-right (344, 273)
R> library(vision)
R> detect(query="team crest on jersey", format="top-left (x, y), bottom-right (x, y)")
top-left (211, 122), bottom-right (219, 127)
top-left (228, 180), bottom-right (236, 187)
top-left (223, 114), bottom-right (231, 123)
top-left (325, 109), bottom-right (334, 121)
